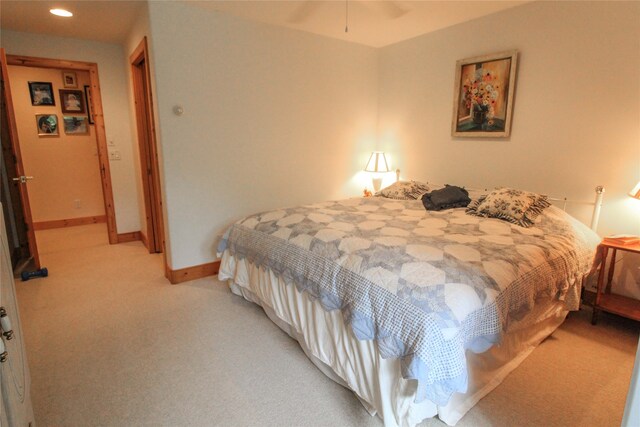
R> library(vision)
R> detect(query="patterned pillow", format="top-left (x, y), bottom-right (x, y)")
top-left (376, 181), bottom-right (430, 200)
top-left (466, 187), bottom-right (550, 227)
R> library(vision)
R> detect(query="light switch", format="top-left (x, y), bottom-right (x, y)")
top-left (109, 150), bottom-right (121, 161)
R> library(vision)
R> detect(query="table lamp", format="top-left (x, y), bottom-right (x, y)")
top-left (364, 151), bottom-right (390, 192)
top-left (629, 181), bottom-right (640, 200)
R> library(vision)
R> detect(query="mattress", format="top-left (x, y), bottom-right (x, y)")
top-left (217, 196), bottom-right (599, 425)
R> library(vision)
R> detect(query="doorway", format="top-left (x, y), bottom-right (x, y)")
top-left (4, 53), bottom-right (118, 245)
top-left (131, 37), bottom-right (163, 254)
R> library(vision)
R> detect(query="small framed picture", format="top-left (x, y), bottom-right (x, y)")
top-left (84, 85), bottom-right (94, 124)
top-left (28, 82), bottom-right (55, 106)
top-left (62, 71), bottom-right (77, 88)
top-left (59, 89), bottom-right (86, 114)
top-left (63, 116), bottom-right (89, 135)
top-left (36, 114), bottom-right (59, 136)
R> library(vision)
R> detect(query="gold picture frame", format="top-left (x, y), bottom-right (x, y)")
top-left (63, 116), bottom-right (89, 135)
top-left (62, 71), bottom-right (77, 88)
top-left (36, 114), bottom-right (59, 136)
top-left (451, 50), bottom-right (518, 138)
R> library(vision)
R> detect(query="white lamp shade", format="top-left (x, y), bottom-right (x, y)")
top-left (630, 181), bottom-right (640, 200)
top-left (364, 152), bottom-right (390, 173)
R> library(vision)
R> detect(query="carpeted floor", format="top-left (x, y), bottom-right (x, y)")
top-left (15, 224), bottom-right (639, 426)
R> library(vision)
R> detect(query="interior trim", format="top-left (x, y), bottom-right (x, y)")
top-left (166, 260), bottom-right (220, 284)
top-left (116, 231), bottom-right (141, 244)
top-left (139, 230), bottom-right (148, 249)
top-left (33, 215), bottom-right (107, 230)
top-left (130, 37), bottom-right (165, 255)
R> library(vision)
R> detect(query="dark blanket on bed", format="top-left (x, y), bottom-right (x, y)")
top-left (422, 185), bottom-right (471, 211)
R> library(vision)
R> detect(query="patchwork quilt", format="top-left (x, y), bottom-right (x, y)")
top-left (217, 196), bottom-right (597, 405)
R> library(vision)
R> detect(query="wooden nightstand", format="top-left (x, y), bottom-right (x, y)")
top-left (592, 240), bottom-right (640, 325)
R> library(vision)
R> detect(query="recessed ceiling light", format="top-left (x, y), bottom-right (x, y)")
top-left (50, 8), bottom-right (73, 17)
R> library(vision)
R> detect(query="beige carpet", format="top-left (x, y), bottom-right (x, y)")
top-left (15, 223), bottom-right (639, 426)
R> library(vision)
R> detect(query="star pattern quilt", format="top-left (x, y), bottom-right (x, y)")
top-left (217, 196), bottom-right (597, 405)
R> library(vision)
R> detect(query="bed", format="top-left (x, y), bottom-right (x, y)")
top-left (217, 184), bottom-right (602, 426)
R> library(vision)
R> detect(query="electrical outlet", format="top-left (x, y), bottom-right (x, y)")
top-left (108, 150), bottom-right (121, 161)
top-left (74, 199), bottom-right (81, 209)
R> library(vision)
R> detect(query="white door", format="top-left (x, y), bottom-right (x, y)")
top-left (0, 202), bottom-right (34, 426)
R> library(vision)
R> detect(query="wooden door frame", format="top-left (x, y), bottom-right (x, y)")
top-left (0, 48), bottom-right (41, 268)
top-left (130, 37), bottom-right (164, 255)
top-left (6, 54), bottom-right (118, 245)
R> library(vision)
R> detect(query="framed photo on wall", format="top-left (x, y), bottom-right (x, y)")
top-left (59, 89), bottom-right (86, 114)
top-left (62, 71), bottom-right (77, 88)
top-left (36, 114), bottom-right (59, 136)
top-left (451, 50), bottom-right (518, 138)
top-left (84, 85), bottom-right (94, 124)
top-left (28, 82), bottom-right (55, 106)
top-left (63, 116), bottom-right (89, 135)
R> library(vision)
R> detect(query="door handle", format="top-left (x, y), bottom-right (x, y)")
top-left (0, 307), bottom-right (14, 340)
top-left (12, 176), bottom-right (34, 184)
top-left (0, 338), bottom-right (7, 363)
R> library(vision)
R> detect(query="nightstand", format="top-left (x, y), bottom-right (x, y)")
top-left (591, 240), bottom-right (640, 325)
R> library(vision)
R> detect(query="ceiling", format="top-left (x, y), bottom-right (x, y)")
top-left (0, 1), bottom-right (145, 44)
top-left (0, 1), bottom-right (529, 47)
top-left (198, 1), bottom-right (529, 47)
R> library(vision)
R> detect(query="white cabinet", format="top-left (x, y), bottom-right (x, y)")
top-left (0, 203), bottom-right (34, 426)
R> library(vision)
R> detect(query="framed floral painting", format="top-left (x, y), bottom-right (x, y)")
top-left (451, 50), bottom-right (518, 138)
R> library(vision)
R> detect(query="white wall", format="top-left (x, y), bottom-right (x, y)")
top-left (377, 1), bottom-right (640, 297)
top-left (1, 30), bottom-right (142, 233)
top-left (146, 2), bottom-right (378, 269)
top-left (378, 1), bottom-right (640, 237)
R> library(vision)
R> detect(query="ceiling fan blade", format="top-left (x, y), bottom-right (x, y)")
top-left (370, 1), bottom-right (409, 19)
top-left (286, 1), bottom-right (323, 24)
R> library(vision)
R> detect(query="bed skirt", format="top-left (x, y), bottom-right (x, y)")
top-left (219, 251), bottom-right (568, 426)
